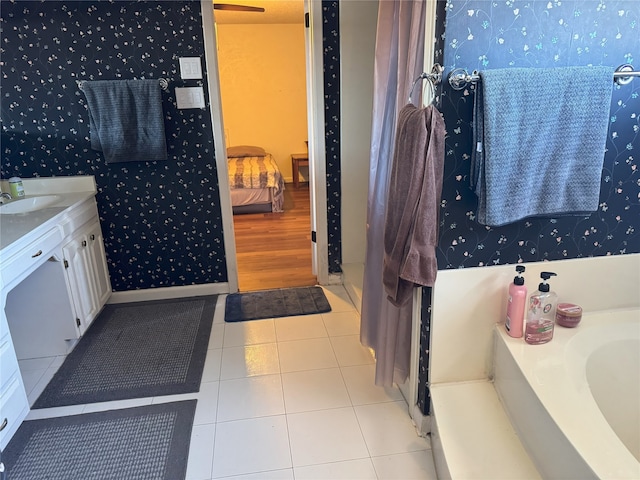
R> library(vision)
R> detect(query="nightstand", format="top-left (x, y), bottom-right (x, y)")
top-left (291, 153), bottom-right (309, 188)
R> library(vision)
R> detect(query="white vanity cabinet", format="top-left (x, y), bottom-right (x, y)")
top-left (0, 176), bottom-right (112, 450)
top-left (60, 198), bottom-right (111, 335)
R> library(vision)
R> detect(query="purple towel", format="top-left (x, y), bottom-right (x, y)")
top-left (382, 103), bottom-right (446, 306)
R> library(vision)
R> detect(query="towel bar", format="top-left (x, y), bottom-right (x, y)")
top-left (77, 78), bottom-right (170, 91)
top-left (447, 64), bottom-right (639, 90)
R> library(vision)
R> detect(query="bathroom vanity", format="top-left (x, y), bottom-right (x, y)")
top-left (0, 176), bottom-right (111, 449)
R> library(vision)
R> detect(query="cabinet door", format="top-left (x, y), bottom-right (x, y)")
top-left (62, 233), bottom-right (96, 335)
top-left (86, 222), bottom-right (111, 308)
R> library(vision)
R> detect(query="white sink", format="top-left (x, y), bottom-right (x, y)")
top-left (0, 195), bottom-right (62, 214)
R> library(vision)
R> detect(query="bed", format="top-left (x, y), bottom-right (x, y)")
top-left (227, 146), bottom-right (285, 214)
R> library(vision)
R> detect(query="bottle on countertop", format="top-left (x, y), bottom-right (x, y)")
top-left (505, 265), bottom-right (527, 338)
top-left (525, 272), bottom-right (558, 345)
top-left (8, 177), bottom-right (24, 198)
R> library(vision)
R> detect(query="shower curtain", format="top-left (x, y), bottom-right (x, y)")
top-left (360, 0), bottom-right (426, 387)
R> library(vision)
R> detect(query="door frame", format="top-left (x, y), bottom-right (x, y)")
top-left (200, 0), bottom-right (329, 292)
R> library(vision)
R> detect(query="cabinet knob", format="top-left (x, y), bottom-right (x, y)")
top-left (82, 240), bottom-right (87, 247)
top-left (90, 234), bottom-right (96, 241)
top-left (0, 417), bottom-right (7, 431)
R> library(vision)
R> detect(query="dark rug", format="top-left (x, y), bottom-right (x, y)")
top-left (2, 400), bottom-right (196, 480)
top-left (225, 286), bottom-right (331, 322)
top-left (33, 296), bottom-right (216, 409)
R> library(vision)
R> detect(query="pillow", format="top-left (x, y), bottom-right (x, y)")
top-left (226, 145), bottom-right (266, 158)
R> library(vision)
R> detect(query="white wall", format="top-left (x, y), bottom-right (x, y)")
top-left (430, 254), bottom-right (640, 385)
top-left (339, 1), bottom-right (378, 265)
top-left (216, 23), bottom-right (307, 182)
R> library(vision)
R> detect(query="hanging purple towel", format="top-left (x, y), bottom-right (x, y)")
top-left (382, 103), bottom-right (446, 307)
top-left (82, 79), bottom-right (168, 163)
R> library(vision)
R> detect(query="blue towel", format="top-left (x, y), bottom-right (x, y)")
top-left (471, 66), bottom-right (614, 226)
top-left (82, 79), bottom-right (168, 163)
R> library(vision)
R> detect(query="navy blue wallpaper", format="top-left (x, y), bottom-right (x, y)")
top-left (322, 0), bottom-right (342, 274)
top-left (438, 0), bottom-right (639, 267)
top-left (1, 0), bottom-right (225, 291)
top-left (419, 0), bottom-right (639, 416)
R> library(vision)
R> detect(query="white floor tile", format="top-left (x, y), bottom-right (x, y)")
top-left (294, 458), bottom-right (377, 479)
top-left (322, 310), bottom-right (361, 336)
top-left (25, 404), bottom-right (86, 420)
top-left (186, 423), bottom-right (216, 480)
top-left (341, 364), bottom-right (404, 405)
top-left (193, 381), bottom-right (220, 425)
top-left (26, 366), bottom-right (60, 406)
top-left (81, 397), bottom-right (153, 414)
top-left (287, 407), bottom-right (369, 467)
top-left (278, 338), bottom-right (338, 373)
top-left (371, 450), bottom-right (438, 479)
top-left (354, 401), bottom-right (429, 457)
top-left (208, 323), bottom-right (225, 350)
top-left (322, 286), bottom-right (357, 313)
top-left (18, 356), bottom-right (56, 372)
top-left (201, 348), bottom-right (223, 383)
top-left (217, 374), bottom-right (285, 422)
top-left (223, 319), bottom-right (276, 347)
top-left (274, 314), bottom-right (327, 342)
top-left (213, 295), bottom-right (227, 324)
top-left (212, 415), bottom-right (292, 478)
top-left (220, 343), bottom-right (280, 380)
top-left (21, 369), bottom-right (47, 396)
top-left (282, 368), bottom-right (350, 413)
top-left (221, 469), bottom-right (294, 480)
top-left (330, 335), bottom-right (375, 366)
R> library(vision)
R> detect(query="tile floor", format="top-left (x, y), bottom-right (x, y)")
top-left (19, 285), bottom-right (438, 479)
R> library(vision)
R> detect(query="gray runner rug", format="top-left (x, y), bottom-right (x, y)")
top-left (225, 286), bottom-right (331, 322)
top-left (33, 296), bottom-right (216, 408)
top-left (2, 400), bottom-right (196, 480)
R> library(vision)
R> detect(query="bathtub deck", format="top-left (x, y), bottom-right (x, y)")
top-left (431, 380), bottom-right (541, 480)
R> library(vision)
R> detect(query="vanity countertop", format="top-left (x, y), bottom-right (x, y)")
top-left (0, 176), bottom-right (97, 253)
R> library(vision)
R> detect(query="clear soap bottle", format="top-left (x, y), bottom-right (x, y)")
top-left (505, 265), bottom-right (527, 338)
top-left (525, 272), bottom-right (558, 345)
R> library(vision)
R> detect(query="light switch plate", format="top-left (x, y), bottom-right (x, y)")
top-left (179, 57), bottom-right (202, 80)
top-left (175, 87), bottom-right (205, 109)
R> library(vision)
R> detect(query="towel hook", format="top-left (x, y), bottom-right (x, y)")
top-left (408, 63), bottom-right (444, 103)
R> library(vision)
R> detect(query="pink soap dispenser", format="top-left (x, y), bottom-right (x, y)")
top-left (505, 265), bottom-right (527, 338)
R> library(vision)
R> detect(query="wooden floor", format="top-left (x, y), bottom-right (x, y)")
top-left (233, 184), bottom-right (317, 292)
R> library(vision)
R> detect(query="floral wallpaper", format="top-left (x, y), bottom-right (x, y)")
top-left (1, 0), bottom-right (345, 291)
top-left (322, 0), bottom-right (342, 274)
top-left (438, 0), bottom-right (639, 268)
top-left (418, 0), bottom-right (639, 416)
top-left (1, 0), bottom-right (223, 291)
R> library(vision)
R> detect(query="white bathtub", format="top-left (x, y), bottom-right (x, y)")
top-left (493, 309), bottom-right (640, 479)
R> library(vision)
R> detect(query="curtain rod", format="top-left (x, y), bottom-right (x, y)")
top-left (447, 64), bottom-right (639, 90)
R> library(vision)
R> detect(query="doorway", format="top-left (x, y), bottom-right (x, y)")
top-left (201, 0), bottom-right (326, 292)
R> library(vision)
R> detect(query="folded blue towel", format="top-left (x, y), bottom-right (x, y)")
top-left (471, 66), bottom-right (614, 226)
top-left (82, 79), bottom-right (168, 163)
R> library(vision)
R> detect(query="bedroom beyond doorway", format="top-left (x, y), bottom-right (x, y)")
top-left (233, 184), bottom-right (317, 291)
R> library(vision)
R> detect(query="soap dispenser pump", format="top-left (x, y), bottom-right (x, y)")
top-left (505, 265), bottom-right (527, 338)
top-left (525, 272), bottom-right (558, 345)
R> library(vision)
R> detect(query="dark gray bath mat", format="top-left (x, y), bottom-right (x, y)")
top-left (33, 296), bottom-right (216, 408)
top-left (225, 286), bottom-right (331, 322)
top-left (2, 400), bottom-right (196, 480)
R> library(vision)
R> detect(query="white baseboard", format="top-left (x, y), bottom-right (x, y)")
top-left (107, 282), bottom-right (231, 304)
top-left (411, 404), bottom-right (431, 436)
top-left (324, 273), bottom-right (343, 286)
